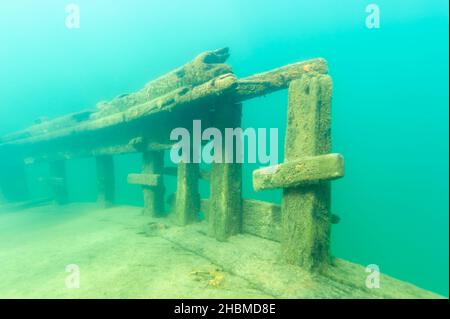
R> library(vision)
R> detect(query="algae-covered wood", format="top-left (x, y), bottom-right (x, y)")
top-left (253, 153), bottom-right (344, 191)
top-left (281, 74), bottom-right (334, 271)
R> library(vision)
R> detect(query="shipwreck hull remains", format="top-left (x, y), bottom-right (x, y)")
top-left (0, 48), bottom-right (439, 298)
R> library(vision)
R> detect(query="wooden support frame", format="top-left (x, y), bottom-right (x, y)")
top-left (0, 49), bottom-right (440, 298)
top-left (0, 49), bottom-right (341, 271)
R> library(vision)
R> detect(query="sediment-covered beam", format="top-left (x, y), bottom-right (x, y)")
top-left (91, 47), bottom-right (232, 119)
top-left (253, 153), bottom-right (344, 191)
top-left (202, 198), bottom-right (281, 242)
top-left (5, 73), bottom-right (237, 146)
top-left (241, 199), bottom-right (281, 242)
top-left (0, 48), bottom-right (232, 145)
top-left (236, 58), bottom-right (328, 101)
top-left (0, 110), bottom-right (94, 144)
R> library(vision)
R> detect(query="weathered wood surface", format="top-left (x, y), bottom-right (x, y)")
top-left (0, 49), bottom-right (328, 163)
top-left (235, 58), bottom-right (328, 101)
top-left (0, 48), bottom-right (232, 145)
top-left (281, 74), bottom-right (334, 271)
top-left (202, 198), bottom-right (281, 242)
top-left (6, 73), bottom-right (237, 146)
top-left (160, 220), bottom-right (442, 299)
top-left (208, 100), bottom-right (243, 241)
top-left (241, 199), bottom-right (281, 242)
top-left (174, 162), bottom-right (200, 226)
top-left (0, 110), bottom-right (94, 144)
top-left (91, 47), bottom-right (232, 119)
top-left (253, 153), bottom-right (344, 191)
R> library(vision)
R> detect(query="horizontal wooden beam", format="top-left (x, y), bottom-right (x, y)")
top-left (0, 51), bottom-right (330, 167)
top-left (0, 110), bottom-right (94, 144)
top-left (253, 153), bottom-right (344, 191)
top-left (6, 73), bottom-right (237, 146)
top-left (200, 198), bottom-right (281, 242)
top-left (1, 57), bottom-right (327, 149)
top-left (127, 173), bottom-right (161, 187)
top-left (235, 58), bottom-right (328, 102)
top-left (242, 199), bottom-right (281, 242)
top-left (0, 48), bottom-right (232, 145)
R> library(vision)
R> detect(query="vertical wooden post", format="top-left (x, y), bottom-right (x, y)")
top-left (208, 101), bottom-right (243, 241)
top-left (281, 74), bottom-right (332, 270)
top-left (174, 162), bottom-right (200, 225)
top-left (49, 160), bottom-right (68, 205)
top-left (142, 151), bottom-right (165, 217)
top-left (96, 155), bottom-right (115, 207)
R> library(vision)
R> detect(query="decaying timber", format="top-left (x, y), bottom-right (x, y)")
top-left (208, 100), bottom-right (243, 241)
top-left (0, 48), bottom-right (438, 298)
top-left (253, 153), bottom-right (344, 191)
top-left (281, 75), bottom-right (336, 271)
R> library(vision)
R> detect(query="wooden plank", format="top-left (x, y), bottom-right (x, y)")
top-left (92, 47), bottom-right (232, 119)
top-left (242, 199), bottom-right (281, 242)
top-left (0, 57), bottom-right (327, 149)
top-left (235, 58), bottom-right (328, 101)
top-left (0, 48), bottom-right (232, 145)
top-left (253, 153), bottom-right (344, 191)
top-left (4, 73), bottom-right (237, 146)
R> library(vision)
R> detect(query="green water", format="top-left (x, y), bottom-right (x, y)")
top-left (0, 0), bottom-right (448, 296)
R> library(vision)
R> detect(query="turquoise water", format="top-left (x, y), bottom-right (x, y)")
top-left (0, 0), bottom-right (448, 296)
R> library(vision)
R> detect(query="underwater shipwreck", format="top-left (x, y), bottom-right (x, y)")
top-left (0, 48), bottom-right (441, 298)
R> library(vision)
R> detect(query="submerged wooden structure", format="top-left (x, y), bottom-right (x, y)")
top-left (0, 48), bottom-right (440, 298)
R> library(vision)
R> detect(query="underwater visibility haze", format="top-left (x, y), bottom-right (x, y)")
top-left (0, 0), bottom-right (448, 298)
